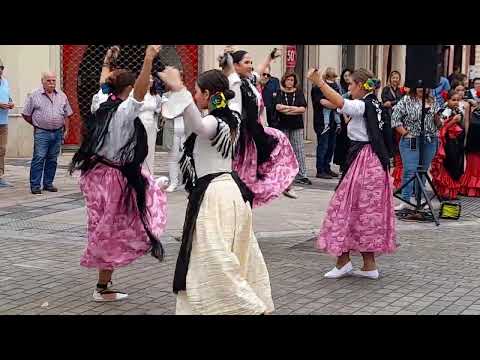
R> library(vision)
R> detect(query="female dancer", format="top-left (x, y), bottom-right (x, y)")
top-left (159, 67), bottom-right (274, 315)
top-left (430, 89), bottom-right (466, 200)
top-left (70, 45), bottom-right (167, 302)
top-left (91, 46), bottom-right (162, 174)
top-left (220, 48), bottom-right (299, 205)
top-left (308, 68), bottom-right (397, 280)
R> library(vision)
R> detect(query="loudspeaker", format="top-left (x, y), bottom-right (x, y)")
top-left (405, 45), bottom-right (442, 89)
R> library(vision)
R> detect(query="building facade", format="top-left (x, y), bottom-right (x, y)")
top-left (0, 44), bottom-right (478, 156)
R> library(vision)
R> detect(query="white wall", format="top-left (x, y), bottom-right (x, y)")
top-left (0, 45), bottom-right (60, 156)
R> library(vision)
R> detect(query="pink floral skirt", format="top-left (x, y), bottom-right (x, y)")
top-left (316, 145), bottom-right (397, 257)
top-left (233, 127), bottom-right (299, 208)
top-left (79, 164), bottom-right (167, 270)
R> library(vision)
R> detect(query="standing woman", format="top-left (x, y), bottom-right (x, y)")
top-left (161, 80), bottom-right (186, 192)
top-left (69, 45), bottom-right (167, 302)
top-left (275, 71), bottom-right (311, 186)
top-left (381, 70), bottom-right (406, 189)
top-left (333, 68), bottom-right (353, 173)
top-left (138, 76), bottom-right (162, 173)
top-left (392, 87), bottom-right (441, 210)
top-left (220, 48), bottom-right (299, 206)
top-left (308, 68), bottom-right (397, 280)
top-left (159, 67), bottom-right (274, 315)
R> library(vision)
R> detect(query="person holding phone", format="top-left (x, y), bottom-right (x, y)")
top-left (391, 87), bottom-right (441, 211)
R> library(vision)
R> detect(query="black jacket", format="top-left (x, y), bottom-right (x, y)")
top-left (311, 85), bottom-right (336, 133)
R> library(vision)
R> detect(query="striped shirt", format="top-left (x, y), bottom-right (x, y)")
top-left (22, 88), bottom-right (73, 130)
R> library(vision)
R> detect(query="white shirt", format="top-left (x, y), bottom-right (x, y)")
top-left (337, 98), bottom-right (369, 142)
top-left (96, 96), bottom-right (144, 161)
top-left (161, 91), bottom-right (185, 133)
top-left (163, 88), bottom-right (233, 178)
top-left (227, 71), bottom-right (267, 123)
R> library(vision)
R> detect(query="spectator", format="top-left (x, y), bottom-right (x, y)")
top-left (0, 58), bottom-right (14, 188)
top-left (339, 68), bottom-right (352, 95)
top-left (22, 72), bottom-right (73, 195)
top-left (333, 68), bottom-right (353, 174)
top-left (466, 77), bottom-right (480, 110)
top-left (258, 64), bottom-right (280, 127)
top-left (312, 82), bottom-right (338, 179)
top-left (381, 70), bottom-right (406, 189)
top-left (320, 68), bottom-right (342, 135)
top-left (432, 75), bottom-right (451, 106)
top-left (392, 87), bottom-right (441, 211)
top-left (275, 72), bottom-right (311, 185)
top-left (447, 65), bottom-right (467, 86)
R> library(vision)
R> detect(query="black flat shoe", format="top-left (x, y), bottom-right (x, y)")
top-left (43, 186), bottom-right (58, 192)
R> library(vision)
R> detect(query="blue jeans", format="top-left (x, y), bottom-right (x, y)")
top-left (315, 128), bottom-right (337, 174)
top-left (30, 128), bottom-right (63, 190)
top-left (399, 136), bottom-right (438, 201)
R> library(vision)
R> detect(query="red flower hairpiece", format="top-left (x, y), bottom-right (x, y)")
top-left (399, 87), bottom-right (406, 95)
top-left (441, 90), bottom-right (449, 102)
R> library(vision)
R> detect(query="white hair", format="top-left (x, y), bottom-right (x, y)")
top-left (41, 71), bottom-right (56, 80)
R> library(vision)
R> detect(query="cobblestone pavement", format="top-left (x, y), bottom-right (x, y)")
top-left (1, 146), bottom-right (480, 315)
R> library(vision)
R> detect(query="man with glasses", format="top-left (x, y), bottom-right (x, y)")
top-left (0, 58), bottom-right (14, 188)
top-left (258, 65), bottom-right (280, 127)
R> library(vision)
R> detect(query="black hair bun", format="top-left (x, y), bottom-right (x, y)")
top-left (224, 89), bottom-right (235, 100)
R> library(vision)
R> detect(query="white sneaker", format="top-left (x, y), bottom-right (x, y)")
top-left (395, 202), bottom-right (409, 211)
top-left (156, 176), bottom-right (170, 191)
top-left (352, 269), bottom-right (379, 279)
top-left (283, 189), bottom-right (298, 199)
top-left (93, 289), bottom-right (129, 302)
top-left (324, 261), bottom-right (353, 279)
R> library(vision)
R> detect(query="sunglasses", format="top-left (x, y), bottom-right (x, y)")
top-left (262, 73), bottom-right (271, 78)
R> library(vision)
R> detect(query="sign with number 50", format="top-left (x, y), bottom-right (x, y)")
top-left (286, 45), bottom-right (297, 69)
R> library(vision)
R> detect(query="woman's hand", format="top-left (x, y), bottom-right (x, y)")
top-left (307, 68), bottom-right (322, 86)
top-left (104, 46), bottom-right (120, 64)
top-left (158, 66), bottom-right (185, 92)
top-left (270, 48), bottom-right (282, 60)
top-left (146, 45), bottom-right (162, 61)
top-left (384, 101), bottom-right (392, 108)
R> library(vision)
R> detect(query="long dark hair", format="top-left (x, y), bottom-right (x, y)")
top-left (69, 70), bottom-right (164, 261)
top-left (340, 68), bottom-right (353, 93)
top-left (197, 69), bottom-right (238, 138)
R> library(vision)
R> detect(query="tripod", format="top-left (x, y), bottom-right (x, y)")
top-left (393, 86), bottom-right (441, 226)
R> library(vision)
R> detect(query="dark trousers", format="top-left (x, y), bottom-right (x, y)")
top-left (315, 128), bottom-right (336, 174)
top-left (30, 128), bottom-right (63, 190)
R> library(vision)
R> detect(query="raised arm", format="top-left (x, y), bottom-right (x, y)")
top-left (256, 48), bottom-right (281, 77)
top-left (99, 46), bottom-right (120, 85)
top-left (307, 69), bottom-right (345, 109)
top-left (133, 45), bottom-right (161, 102)
top-left (159, 67), bottom-right (217, 139)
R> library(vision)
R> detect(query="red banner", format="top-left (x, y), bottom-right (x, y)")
top-left (286, 45), bottom-right (297, 69)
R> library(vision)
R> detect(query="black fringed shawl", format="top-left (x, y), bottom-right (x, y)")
top-left (237, 78), bottom-right (278, 177)
top-left (338, 93), bottom-right (392, 188)
top-left (69, 96), bottom-right (164, 261)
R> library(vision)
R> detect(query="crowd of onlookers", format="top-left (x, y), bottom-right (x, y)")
top-left (257, 64), bottom-right (480, 203)
top-left (2, 51), bottom-right (480, 206)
